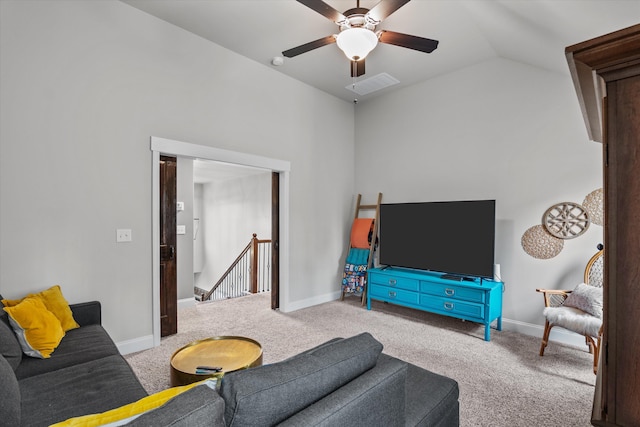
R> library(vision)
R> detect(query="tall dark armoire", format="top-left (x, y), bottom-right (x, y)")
top-left (566, 24), bottom-right (640, 426)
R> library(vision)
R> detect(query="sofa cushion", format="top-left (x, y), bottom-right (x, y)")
top-left (2, 285), bottom-right (79, 332)
top-left (0, 355), bottom-right (20, 426)
top-left (3, 296), bottom-right (65, 358)
top-left (277, 353), bottom-right (408, 427)
top-left (51, 379), bottom-right (218, 427)
top-left (19, 354), bottom-right (148, 426)
top-left (0, 314), bottom-right (22, 369)
top-left (125, 382), bottom-right (226, 427)
top-left (15, 324), bottom-right (121, 380)
top-left (220, 332), bottom-right (383, 427)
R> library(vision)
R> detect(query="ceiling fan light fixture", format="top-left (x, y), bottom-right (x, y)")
top-left (336, 27), bottom-right (378, 60)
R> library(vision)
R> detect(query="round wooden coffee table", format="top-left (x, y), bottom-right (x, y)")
top-left (170, 336), bottom-right (263, 386)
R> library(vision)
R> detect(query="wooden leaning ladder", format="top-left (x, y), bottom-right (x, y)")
top-left (341, 193), bottom-right (382, 305)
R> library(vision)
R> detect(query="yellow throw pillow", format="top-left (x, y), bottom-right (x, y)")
top-left (1, 285), bottom-right (79, 332)
top-left (3, 297), bottom-right (65, 358)
top-left (50, 379), bottom-right (218, 427)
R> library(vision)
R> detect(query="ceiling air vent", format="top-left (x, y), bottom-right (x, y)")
top-left (346, 72), bottom-right (399, 96)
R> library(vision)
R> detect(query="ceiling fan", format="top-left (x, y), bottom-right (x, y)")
top-left (282, 0), bottom-right (439, 78)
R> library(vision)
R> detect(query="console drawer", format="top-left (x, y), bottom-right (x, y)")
top-left (419, 295), bottom-right (484, 320)
top-left (369, 284), bottom-right (419, 305)
top-left (420, 282), bottom-right (485, 303)
top-left (369, 274), bottom-right (419, 292)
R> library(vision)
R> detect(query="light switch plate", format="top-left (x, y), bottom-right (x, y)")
top-left (176, 201), bottom-right (184, 211)
top-left (177, 225), bottom-right (186, 235)
top-left (116, 229), bottom-right (132, 242)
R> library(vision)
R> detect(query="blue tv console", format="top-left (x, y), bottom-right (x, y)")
top-left (367, 267), bottom-right (503, 341)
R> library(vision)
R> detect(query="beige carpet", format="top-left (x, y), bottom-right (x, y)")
top-left (125, 293), bottom-right (595, 426)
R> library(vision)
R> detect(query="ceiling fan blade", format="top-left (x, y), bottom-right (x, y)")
top-left (378, 30), bottom-right (439, 53)
top-left (296, 0), bottom-right (347, 23)
top-left (367, 0), bottom-right (411, 23)
top-left (282, 35), bottom-right (336, 58)
top-left (350, 59), bottom-right (365, 78)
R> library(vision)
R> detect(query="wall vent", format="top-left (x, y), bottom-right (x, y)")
top-left (345, 72), bottom-right (400, 96)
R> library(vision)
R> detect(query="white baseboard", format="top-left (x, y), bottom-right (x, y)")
top-left (501, 317), bottom-right (589, 349)
top-left (284, 297), bottom-right (587, 349)
top-left (117, 299), bottom-right (194, 354)
top-left (115, 304), bottom-right (587, 355)
top-left (178, 297), bottom-right (196, 310)
top-left (281, 290), bottom-right (342, 313)
top-left (116, 334), bottom-right (154, 355)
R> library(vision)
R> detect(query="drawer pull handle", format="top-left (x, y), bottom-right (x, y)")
top-left (388, 291), bottom-right (397, 298)
top-left (388, 279), bottom-right (397, 286)
top-left (444, 302), bottom-right (454, 310)
top-left (445, 288), bottom-right (455, 296)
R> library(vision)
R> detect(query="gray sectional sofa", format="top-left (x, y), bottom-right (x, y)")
top-left (0, 301), bottom-right (149, 426)
top-left (1, 300), bottom-right (459, 426)
top-left (216, 333), bottom-right (460, 427)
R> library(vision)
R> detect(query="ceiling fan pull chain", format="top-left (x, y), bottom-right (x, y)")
top-left (351, 62), bottom-right (357, 89)
top-left (351, 65), bottom-right (358, 104)
top-left (352, 62), bottom-right (355, 85)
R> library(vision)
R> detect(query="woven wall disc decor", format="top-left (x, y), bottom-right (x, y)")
top-left (521, 225), bottom-right (564, 259)
top-left (543, 202), bottom-right (590, 239)
top-left (583, 188), bottom-right (603, 226)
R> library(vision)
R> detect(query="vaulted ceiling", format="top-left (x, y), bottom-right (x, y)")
top-left (122, 0), bottom-right (639, 103)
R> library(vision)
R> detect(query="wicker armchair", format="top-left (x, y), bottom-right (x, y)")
top-left (536, 249), bottom-right (604, 374)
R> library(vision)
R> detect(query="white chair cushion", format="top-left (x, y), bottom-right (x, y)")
top-left (543, 306), bottom-right (602, 338)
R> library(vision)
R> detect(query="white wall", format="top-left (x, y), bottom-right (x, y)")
top-left (354, 58), bottom-right (603, 339)
top-left (0, 0), bottom-right (355, 345)
top-left (194, 172), bottom-right (272, 292)
top-left (0, 0), bottom-right (599, 349)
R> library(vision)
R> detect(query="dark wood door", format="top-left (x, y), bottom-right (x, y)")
top-left (603, 72), bottom-right (640, 426)
top-left (160, 156), bottom-right (177, 337)
top-left (566, 23), bottom-right (640, 426)
top-left (271, 172), bottom-right (280, 310)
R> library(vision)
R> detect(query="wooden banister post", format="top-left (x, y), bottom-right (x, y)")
top-left (250, 233), bottom-right (258, 294)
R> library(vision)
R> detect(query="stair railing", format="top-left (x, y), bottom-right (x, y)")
top-left (200, 234), bottom-right (271, 301)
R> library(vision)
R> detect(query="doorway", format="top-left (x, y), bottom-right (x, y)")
top-left (151, 137), bottom-right (291, 347)
top-left (192, 159), bottom-right (274, 303)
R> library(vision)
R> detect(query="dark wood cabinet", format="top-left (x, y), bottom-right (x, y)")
top-left (566, 24), bottom-right (640, 426)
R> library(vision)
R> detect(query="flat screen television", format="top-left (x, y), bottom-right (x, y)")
top-left (378, 200), bottom-right (496, 279)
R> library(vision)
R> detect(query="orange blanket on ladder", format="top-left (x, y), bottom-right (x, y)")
top-left (350, 218), bottom-right (374, 249)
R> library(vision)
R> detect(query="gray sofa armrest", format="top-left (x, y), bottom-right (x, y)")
top-left (405, 361), bottom-right (459, 427)
top-left (70, 301), bottom-right (102, 326)
top-left (277, 354), bottom-right (408, 427)
top-left (124, 385), bottom-right (225, 427)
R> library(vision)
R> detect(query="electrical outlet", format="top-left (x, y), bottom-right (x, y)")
top-left (177, 225), bottom-right (186, 235)
top-left (116, 229), bottom-right (132, 243)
